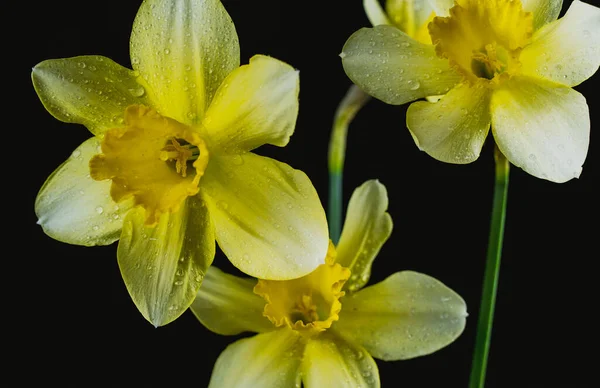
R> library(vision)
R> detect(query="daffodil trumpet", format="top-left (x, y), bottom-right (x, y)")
top-left (32, 0), bottom-right (329, 327)
top-left (191, 180), bottom-right (468, 387)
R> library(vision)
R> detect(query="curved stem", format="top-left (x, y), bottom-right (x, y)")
top-left (469, 145), bottom-right (510, 388)
top-left (327, 85), bottom-right (371, 243)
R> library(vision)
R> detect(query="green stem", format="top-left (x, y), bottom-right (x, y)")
top-left (327, 85), bottom-right (371, 244)
top-left (469, 145), bottom-right (510, 388)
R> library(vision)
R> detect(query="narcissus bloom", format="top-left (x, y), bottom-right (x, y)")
top-left (32, 0), bottom-right (328, 326)
top-left (191, 180), bottom-right (467, 387)
top-left (343, 0), bottom-right (599, 182)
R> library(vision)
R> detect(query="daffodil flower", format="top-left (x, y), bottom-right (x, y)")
top-left (191, 180), bottom-right (467, 387)
top-left (32, 0), bottom-right (328, 327)
top-left (342, 0), bottom-right (599, 182)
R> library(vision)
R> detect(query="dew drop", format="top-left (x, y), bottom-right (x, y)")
top-left (174, 280), bottom-right (183, 286)
top-left (92, 225), bottom-right (99, 231)
top-left (95, 206), bottom-right (104, 214)
top-left (72, 150), bottom-right (81, 158)
top-left (409, 80), bottom-right (420, 90)
top-left (128, 86), bottom-right (145, 97)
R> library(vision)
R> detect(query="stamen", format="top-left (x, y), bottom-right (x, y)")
top-left (290, 292), bottom-right (320, 324)
top-left (159, 138), bottom-right (200, 178)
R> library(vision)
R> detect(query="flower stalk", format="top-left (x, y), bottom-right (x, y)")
top-left (469, 144), bottom-right (510, 388)
top-left (327, 85), bottom-right (371, 243)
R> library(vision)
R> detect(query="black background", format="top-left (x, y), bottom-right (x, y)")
top-left (13, 0), bottom-right (599, 386)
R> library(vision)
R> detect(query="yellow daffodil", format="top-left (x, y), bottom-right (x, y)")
top-left (342, 0), bottom-right (599, 183)
top-left (32, 0), bottom-right (328, 327)
top-left (191, 180), bottom-right (467, 387)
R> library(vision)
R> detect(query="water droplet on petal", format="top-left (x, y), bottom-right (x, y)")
top-left (128, 86), bottom-right (145, 97)
top-left (95, 206), bottom-right (104, 214)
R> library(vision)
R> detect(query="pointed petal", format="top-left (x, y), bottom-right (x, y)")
top-left (209, 330), bottom-right (303, 388)
top-left (336, 180), bottom-right (393, 292)
top-left (190, 266), bottom-right (272, 335)
top-left (203, 55), bottom-right (299, 154)
top-left (521, 0), bottom-right (563, 30)
top-left (35, 137), bottom-right (133, 246)
top-left (520, 0), bottom-right (600, 87)
top-left (491, 76), bottom-right (589, 183)
top-left (117, 195), bottom-right (215, 326)
top-left (333, 271), bottom-right (467, 361)
top-left (31, 56), bottom-right (151, 136)
top-left (341, 25), bottom-right (461, 105)
top-left (301, 333), bottom-right (380, 388)
top-left (130, 0), bottom-right (240, 124)
top-left (201, 153), bottom-right (328, 280)
top-left (406, 82), bottom-right (492, 163)
top-left (363, 0), bottom-right (391, 26)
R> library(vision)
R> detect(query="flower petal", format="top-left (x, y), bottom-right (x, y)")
top-left (521, 0), bottom-right (563, 30)
top-left (201, 153), bottom-right (329, 280)
top-left (31, 56), bottom-right (152, 136)
top-left (341, 25), bottom-right (461, 105)
top-left (406, 81), bottom-right (492, 163)
top-left (333, 271), bottom-right (467, 361)
top-left (130, 0), bottom-right (240, 124)
top-left (301, 333), bottom-right (380, 388)
top-left (203, 55), bottom-right (299, 154)
top-left (35, 137), bottom-right (133, 246)
top-left (491, 76), bottom-right (589, 183)
top-left (520, 0), bottom-right (600, 87)
top-left (190, 266), bottom-right (272, 335)
top-left (336, 180), bottom-right (392, 293)
top-left (386, 0), bottom-right (436, 43)
top-left (117, 195), bottom-right (215, 326)
top-left (209, 330), bottom-right (303, 388)
top-left (363, 0), bottom-right (391, 26)
top-left (427, 0), bottom-right (454, 16)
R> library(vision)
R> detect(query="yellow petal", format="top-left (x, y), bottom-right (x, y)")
top-left (491, 76), bottom-right (589, 183)
top-left (35, 137), bottom-right (133, 246)
top-left (520, 0), bottom-right (600, 87)
top-left (336, 180), bottom-right (392, 293)
top-left (386, 0), bottom-right (436, 43)
top-left (341, 25), bottom-right (461, 105)
top-left (31, 56), bottom-right (151, 136)
top-left (203, 55), bottom-right (299, 154)
top-left (406, 81), bottom-right (491, 163)
top-left (117, 196), bottom-right (215, 326)
top-left (301, 333), bottom-right (380, 388)
top-left (130, 0), bottom-right (240, 125)
top-left (363, 0), bottom-right (391, 26)
top-left (209, 329), bottom-right (304, 388)
top-left (201, 153), bottom-right (329, 280)
top-left (190, 266), bottom-right (272, 335)
top-left (333, 271), bottom-right (467, 361)
top-left (427, 0), bottom-right (454, 16)
top-left (521, 0), bottom-right (563, 30)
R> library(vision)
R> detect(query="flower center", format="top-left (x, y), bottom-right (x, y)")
top-left (89, 105), bottom-right (209, 226)
top-left (428, 0), bottom-right (533, 82)
top-left (254, 242), bottom-right (351, 337)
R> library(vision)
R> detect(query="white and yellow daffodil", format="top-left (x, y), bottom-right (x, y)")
top-left (343, 0), bottom-right (599, 183)
top-left (32, 0), bottom-right (328, 327)
top-left (191, 180), bottom-right (467, 387)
